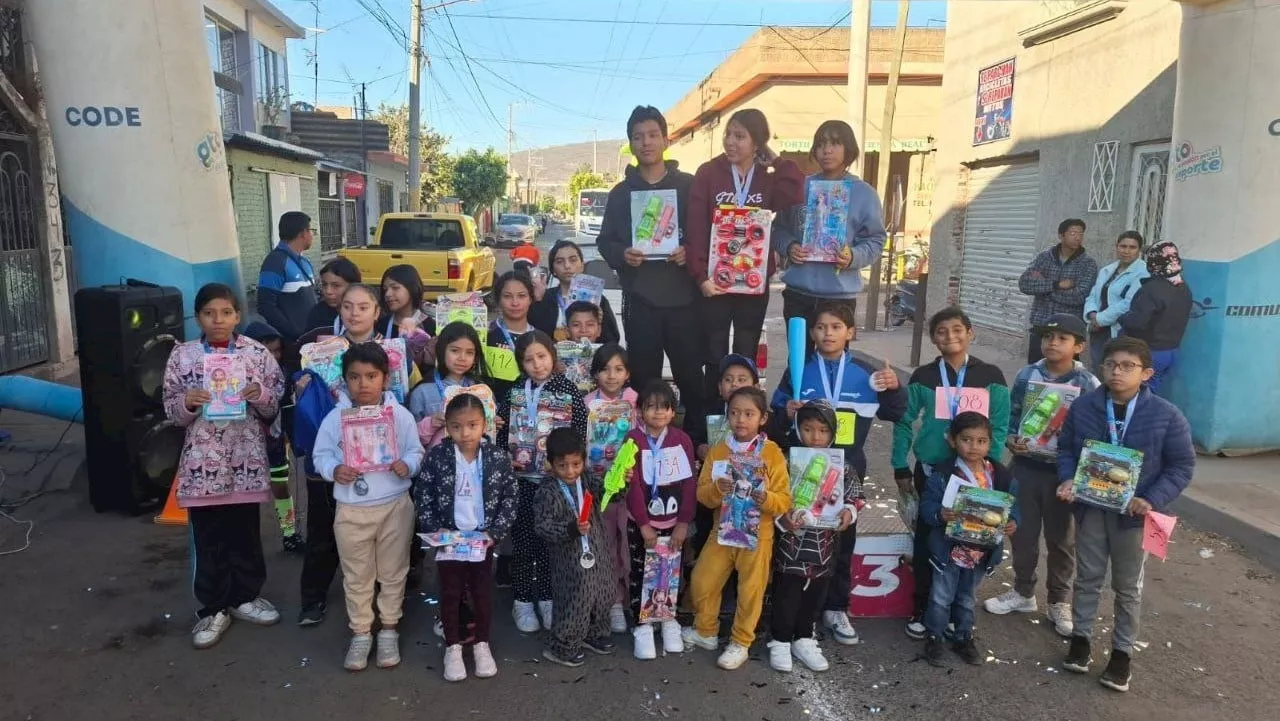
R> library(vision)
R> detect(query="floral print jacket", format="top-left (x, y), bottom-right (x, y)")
top-left (162, 336), bottom-right (285, 508)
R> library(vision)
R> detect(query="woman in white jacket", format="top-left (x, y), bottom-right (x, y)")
top-left (1083, 230), bottom-right (1148, 368)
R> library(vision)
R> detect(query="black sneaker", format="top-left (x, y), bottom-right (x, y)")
top-left (297, 602), bottom-right (327, 627)
top-left (1099, 649), bottom-right (1132, 693)
top-left (923, 635), bottom-right (946, 666)
top-left (583, 636), bottom-right (616, 655)
top-left (1063, 635), bottom-right (1092, 673)
top-left (905, 615), bottom-right (927, 640)
top-left (952, 637), bottom-right (982, 666)
top-left (282, 534), bottom-right (305, 554)
top-left (542, 647), bottom-right (585, 667)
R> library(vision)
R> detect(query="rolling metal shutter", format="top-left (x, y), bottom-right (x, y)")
top-left (958, 162), bottom-right (1041, 335)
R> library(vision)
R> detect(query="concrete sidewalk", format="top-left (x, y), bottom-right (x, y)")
top-left (850, 324), bottom-right (1280, 572)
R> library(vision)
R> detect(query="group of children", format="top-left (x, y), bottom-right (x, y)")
top-left (892, 307), bottom-right (1193, 693)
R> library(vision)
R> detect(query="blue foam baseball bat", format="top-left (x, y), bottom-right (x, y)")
top-left (787, 317), bottom-right (806, 395)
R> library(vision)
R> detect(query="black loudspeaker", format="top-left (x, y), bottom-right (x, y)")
top-left (74, 284), bottom-right (187, 513)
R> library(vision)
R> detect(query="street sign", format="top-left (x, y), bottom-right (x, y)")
top-left (343, 173), bottom-right (366, 197)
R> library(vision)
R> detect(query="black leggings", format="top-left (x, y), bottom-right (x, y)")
top-left (190, 503), bottom-right (266, 618)
top-left (700, 293), bottom-right (769, 402)
top-left (511, 477), bottom-right (552, 603)
top-left (770, 572), bottom-right (830, 643)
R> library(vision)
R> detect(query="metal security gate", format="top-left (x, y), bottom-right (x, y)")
top-left (0, 135), bottom-right (49, 372)
top-left (957, 162), bottom-right (1041, 335)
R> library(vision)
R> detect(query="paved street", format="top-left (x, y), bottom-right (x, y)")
top-left (2, 225), bottom-right (1278, 720)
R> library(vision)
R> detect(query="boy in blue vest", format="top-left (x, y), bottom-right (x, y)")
top-left (771, 301), bottom-right (907, 644)
top-left (984, 313), bottom-right (1099, 634)
top-left (1056, 337), bottom-right (1194, 693)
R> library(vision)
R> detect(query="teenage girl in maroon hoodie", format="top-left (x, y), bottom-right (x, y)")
top-left (686, 109), bottom-right (803, 401)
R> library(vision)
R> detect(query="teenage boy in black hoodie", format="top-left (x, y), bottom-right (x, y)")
top-left (598, 105), bottom-right (705, 440)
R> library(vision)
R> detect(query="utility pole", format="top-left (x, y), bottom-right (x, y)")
top-left (592, 129), bottom-right (598, 174)
top-left (863, 0), bottom-right (910, 332)
top-left (407, 0), bottom-right (423, 211)
top-left (311, 1), bottom-right (320, 105)
top-left (358, 82), bottom-right (369, 240)
top-left (847, 0), bottom-right (871, 174)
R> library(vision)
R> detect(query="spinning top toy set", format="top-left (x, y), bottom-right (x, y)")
top-left (707, 206), bottom-right (774, 295)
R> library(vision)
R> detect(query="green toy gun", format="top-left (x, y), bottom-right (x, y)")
top-left (1020, 390), bottom-right (1062, 437)
top-left (792, 453), bottom-right (828, 510)
top-left (635, 195), bottom-right (663, 244)
top-left (601, 438), bottom-right (639, 511)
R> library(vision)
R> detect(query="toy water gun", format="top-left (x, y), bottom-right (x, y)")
top-left (1020, 390), bottom-right (1061, 437)
top-left (792, 453), bottom-right (827, 509)
top-left (600, 438), bottom-right (638, 511)
top-left (635, 195), bottom-right (663, 243)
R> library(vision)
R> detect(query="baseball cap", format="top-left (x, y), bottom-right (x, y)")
top-left (1035, 313), bottom-right (1088, 341)
top-left (795, 399), bottom-right (838, 436)
top-left (719, 353), bottom-right (759, 384)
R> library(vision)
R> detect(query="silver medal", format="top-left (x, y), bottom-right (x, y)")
top-left (579, 550), bottom-right (596, 569)
top-left (354, 476), bottom-right (369, 496)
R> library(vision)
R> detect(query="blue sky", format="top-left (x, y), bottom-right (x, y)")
top-left (283, 0), bottom-right (947, 153)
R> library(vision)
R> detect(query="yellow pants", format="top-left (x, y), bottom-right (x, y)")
top-left (334, 493), bottom-right (415, 634)
top-left (690, 538), bottom-right (773, 647)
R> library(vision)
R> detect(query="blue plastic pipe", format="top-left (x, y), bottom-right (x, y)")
top-left (0, 375), bottom-right (84, 423)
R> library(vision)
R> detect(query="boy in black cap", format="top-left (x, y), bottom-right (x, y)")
top-left (982, 313), bottom-right (1098, 631)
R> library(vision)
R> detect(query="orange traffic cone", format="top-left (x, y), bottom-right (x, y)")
top-left (154, 482), bottom-right (188, 526)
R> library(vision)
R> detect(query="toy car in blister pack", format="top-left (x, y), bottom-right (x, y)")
top-left (556, 340), bottom-right (600, 395)
top-left (1072, 440), bottom-right (1143, 513)
top-left (587, 399), bottom-right (633, 480)
top-left (945, 486), bottom-right (1014, 548)
top-left (716, 453), bottom-right (765, 550)
top-left (800, 179), bottom-right (853, 264)
top-left (787, 447), bottom-right (845, 529)
top-left (1018, 381), bottom-right (1080, 461)
top-left (707, 206), bottom-right (774, 295)
top-left (340, 405), bottom-right (400, 473)
top-left (508, 388), bottom-right (574, 475)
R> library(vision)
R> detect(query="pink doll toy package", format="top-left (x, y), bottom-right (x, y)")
top-left (800, 179), bottom-right (853, 264)
top-left (378, 337), bottom-right (411, 404)
top-left (202, 353), bottom-right (248, 421)
top-left (638, 536), bottom-right (682, 623)
top-left (340, 405), bottom-right (400, 473)
top-left (715, 453), bottom-right (765, 550)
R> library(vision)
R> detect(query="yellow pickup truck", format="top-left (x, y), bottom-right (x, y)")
top-left (339, 212), bottom-right (497, 299)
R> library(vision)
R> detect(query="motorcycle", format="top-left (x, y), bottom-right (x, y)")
top-left (887, 278), bottom-right (919, 327)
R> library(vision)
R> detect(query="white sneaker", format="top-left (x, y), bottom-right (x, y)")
top-left (513, 601), bottom-right (540, 633)
top-left (822, 610), bottom-right (860, 646)
top-left (633, 625), bottom-right (657, 660)
top-left (791, 638), bottom-right (829, 672)
top-left (1047, 602), bottom-right (1074, 637)
top-left (716, 642), bottom-right (750, 670)
top-left (660, 620), bottom-right (684, 654)
top-left (443, 643), bottom-right (467, 682)
top-left (433, 619), bottom-right (445, 638)
top-left (375, 629), bottom-right (401, 668)
top-left (682, 626), bottom-right (719, 651)
top-left (609, 603), bottom-right (628, 633)
top-left (191, 611), bottom-right (231, 649)
top-left (767, 640), bottom-right (793, 672)
top-left (344, 633), bottom-right (373, 671)
top-left (984, 589), bottom-right (1038, 615)
top-left (538, 600), bottom-right (554, 630)
top-left (905, 618), bottom-right (927, 639)
top-left (230, 598), bottom-right (280, 626)
top-left (473, 642), bottom-right (497, 678)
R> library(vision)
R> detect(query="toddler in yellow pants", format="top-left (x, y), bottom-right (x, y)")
top-left (684, 387), bottom-right (792, 670)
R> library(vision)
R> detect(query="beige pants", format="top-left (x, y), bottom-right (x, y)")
top-left (334, 493), bottom-right (414, 634)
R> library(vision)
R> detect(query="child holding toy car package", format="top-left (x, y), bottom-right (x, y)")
top-left (919, 412), bottom-right (1019, 668)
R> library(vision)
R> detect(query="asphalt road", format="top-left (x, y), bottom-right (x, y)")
top-left (3, 224), bottom-right (1278, 720)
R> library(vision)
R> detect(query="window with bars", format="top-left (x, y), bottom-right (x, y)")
top-left (378, 180), bottom-right (395, 216)
top-left (1088, 140), bottom-right (1118, 212)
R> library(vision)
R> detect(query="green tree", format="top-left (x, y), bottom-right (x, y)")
top-left (452, 148), bottom-right (509, 215)
top-left (567, 164), bottom-right (607, 203)
top-left (538, 194), bottom-right (556, 213)
top-left (370, 103), bottom-right (453, 205)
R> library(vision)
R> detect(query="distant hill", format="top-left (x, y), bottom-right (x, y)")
top-left (509, 138), bottom-right (627, 202)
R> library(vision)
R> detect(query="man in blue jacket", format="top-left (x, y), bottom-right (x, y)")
top-left (1055, 337), bottom-right (1194, 694)
top-left (257, 211), bottom-right (318, 346)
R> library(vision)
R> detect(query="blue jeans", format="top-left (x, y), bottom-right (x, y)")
top-left (1148, 348), bottom-right (1179, 393)
top-left (924, 560), bottom-right (985, 641)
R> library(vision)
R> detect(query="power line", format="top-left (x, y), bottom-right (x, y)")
top-left (440, 6), bottom-right (504, 129)
top-left (443, 13), bottom-right (858, 28)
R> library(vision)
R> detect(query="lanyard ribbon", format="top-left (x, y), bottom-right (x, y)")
top-left (201, 334), bottom-right (237, 354)
top-left (818, 353), bottom-right (847, 406)
top-left (524, 379), bottom-right (544, 426)
top-left (1106, 393), bottom-right (1137, 445)
top-left (731, 164), bottom-right (756, 207)
top-left (955, 459), bottom-right (990, 489)
top-left (557, 480), bottom-right (591, 556)
top-left (938, 357), bottom-right (969, 419)
top-left (642, 430), bottom-right (669, 501)
top-left (496, 319), bottom-right (520, 348)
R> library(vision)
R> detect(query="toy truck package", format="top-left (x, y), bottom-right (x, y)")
top-left (1018, 381), bottom-right (1080, 460)
top-left (787, 447), bottom-right (846, 529)
top-left (945, 486), bottom-right (1014, 548)
top-left (630, 189), bottom-right (680, 257)
top-left (707, 206), bottom-right (774, 295)
top-left (1072, 440), bottom-right (1143, 513)
top-left (800, 179), bottom-right (853, 263)
top-left (556, 340), bottom-right (600, 394)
